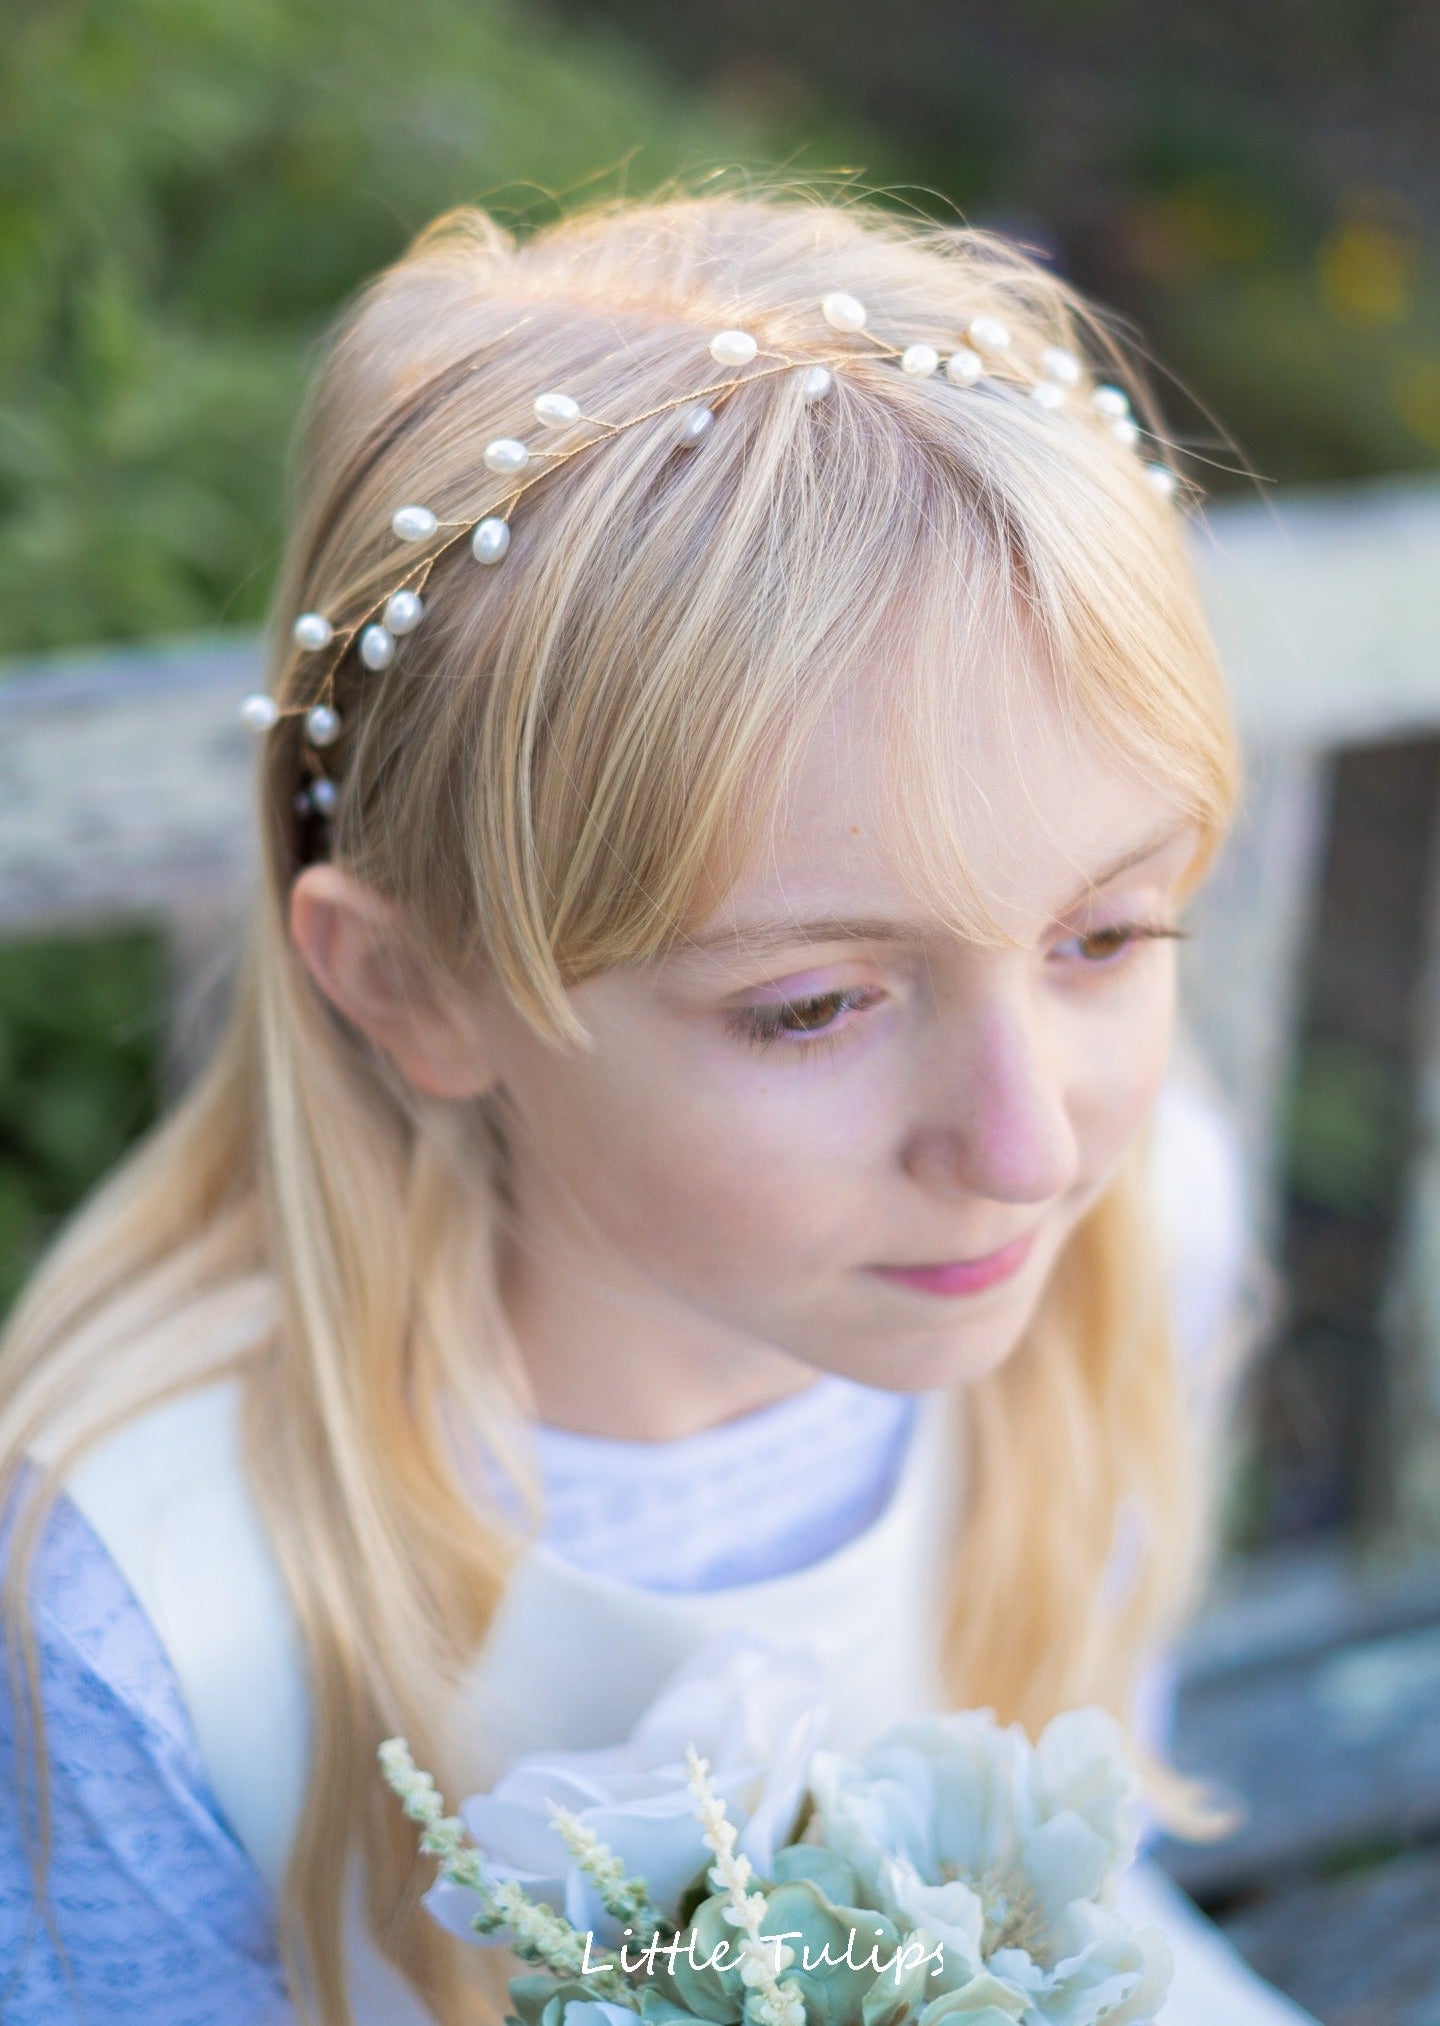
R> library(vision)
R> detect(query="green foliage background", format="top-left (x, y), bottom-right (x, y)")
top-left (0, 0), bottom-right (799, 653)
top-left (558, 0), bottom-right (1440, 488)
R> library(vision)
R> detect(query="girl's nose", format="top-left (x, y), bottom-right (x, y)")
top-left (901, 997), bottom-right (1080, 1208)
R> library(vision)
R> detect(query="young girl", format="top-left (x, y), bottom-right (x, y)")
top-left (0, 189), bottom-right (1316, 2026)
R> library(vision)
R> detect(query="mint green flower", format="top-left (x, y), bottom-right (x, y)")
top-left (807, 1708), bottom-right (1171, 2025)
top-left (506, 1977), bottom-right (631, 2026)
top-left (644, 1846), bottom-right (908, 2026)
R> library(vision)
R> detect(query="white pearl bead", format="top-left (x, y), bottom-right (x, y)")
top-left (359, 624), bottom-right (395, 671)
top-left (821, 291), bottom-right (867, 333)
top-left (1111, 416), bottom-right (1140, 449)
top-left (533, 391), bottom-right (580, 428)
top-left (292, 612), bottom-right (334, 652)
top-left (238, 692), bottom-right (279, 733)
top-left (1146, 463), bottom-right (1178, 496)
top-left (709, 329), bottom-right (758, 367)
top-left (471, 517), bottom-right (511, 564)
top-left (1092, 385), bottom-right (1131, 419)
top-left (306, 704), bottom-right (342, 747)
top-left (483, 437), bottom-right (529, 476)
top-left (967, 314), bottom-right (1012, 354)
top-left (1030, 380), bottom-right (1067, 410)
top-left (383, 589), bottom-right (424, 635)
top-left (800, 365), bottom-right (833, 402)
top-left (391, 504), bottom-right (438, 542)
top-left (309, 777), bottom-right (339, 816)
top-left (678, 404), bottom-right (715, 445)
top-left (945, 348), bottom-right (984, 385)
top-left (901, 344), bottom-right (940, 378)
top-left (1041, 346), bottom-right (1082, 387)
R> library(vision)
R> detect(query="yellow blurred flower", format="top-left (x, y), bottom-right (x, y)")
top-left (1319, 216), bottom-right (1416, 326)
top-left (1391, 356), bottom-right (1440, 451)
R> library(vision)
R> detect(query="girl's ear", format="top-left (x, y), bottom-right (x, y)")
top-left (288, 864), bottom-right (499, 1100)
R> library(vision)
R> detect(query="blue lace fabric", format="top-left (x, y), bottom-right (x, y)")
top-left (0, 1460), bottom-right (292, 2021)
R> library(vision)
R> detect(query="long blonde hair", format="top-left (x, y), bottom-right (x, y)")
top-left (1, 185), bottom-right (1242, 2023)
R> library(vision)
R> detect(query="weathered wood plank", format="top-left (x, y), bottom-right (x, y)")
top-left (1176, 1537), bottom-right (1440, 1682)
top-left (0, 633), bottom-right (261, 934)
top-left (1213, 1843), bottom-right (1440, 2026)
top-left (1157, 1586), bottom-right (1440, 1896)
top-left (1191, 474), bottom-right (1440, 747)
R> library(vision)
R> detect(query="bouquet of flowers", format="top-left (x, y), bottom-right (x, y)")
top-left (380, 1633), bottom-right (1173, 2026)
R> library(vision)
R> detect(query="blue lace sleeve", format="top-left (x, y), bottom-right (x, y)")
top-left (0, 1463), bottom-right (292, 2024)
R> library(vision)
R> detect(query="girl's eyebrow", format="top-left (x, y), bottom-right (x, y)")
top-left (675, 820), bottom-right (1193, 959)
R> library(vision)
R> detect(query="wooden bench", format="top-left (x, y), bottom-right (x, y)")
top-left (1154, 1542), bottom-right (1440, 2021)
top-left (4, 474), bottom-right (1440, 2022)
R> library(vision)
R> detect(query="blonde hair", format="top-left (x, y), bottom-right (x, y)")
top-left (1, 185), bottom-right (1242, 2023)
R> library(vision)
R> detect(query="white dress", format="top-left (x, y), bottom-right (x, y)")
top-left (33, 1078), bottom-right (1318, 2025)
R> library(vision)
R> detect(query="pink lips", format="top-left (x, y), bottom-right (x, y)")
top-left (867, 1227), bottom-right (1037, 1297)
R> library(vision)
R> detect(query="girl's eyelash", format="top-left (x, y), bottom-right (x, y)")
top-left (1057, 920), bottom-right (1191, 965)
top-left (723, 923), bottom-right (1188, 1058)
top-left (724, 985), bottom-right (879, 1056)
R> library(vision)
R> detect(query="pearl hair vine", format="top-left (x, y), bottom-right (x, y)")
top-left (240, 290), bottom-right (1182, 823)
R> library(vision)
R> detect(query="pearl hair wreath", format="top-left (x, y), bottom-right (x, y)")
top-left (241, 291), bottom-right (1182, 822)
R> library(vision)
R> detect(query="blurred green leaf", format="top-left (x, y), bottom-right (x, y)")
top-left (0, 0), bottom-right (789, 654)
top-left (0, 932), bottom-right (165, 1314)
top-left (1284, 1036), bottom-right (1409, 1217)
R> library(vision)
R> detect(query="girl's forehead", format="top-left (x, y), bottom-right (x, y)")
top-left (691, 648), bottom-right (1195, 955)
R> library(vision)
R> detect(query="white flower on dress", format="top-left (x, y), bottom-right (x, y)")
top-left (808, 1705), bottom-right (1173, 2024)
top-left (425, 1630), bottom-right (828, 1949)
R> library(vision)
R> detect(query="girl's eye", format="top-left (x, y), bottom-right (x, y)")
top-left (724, 985), bottom-right (880, 1056)
top-left (1053, 921), bottom-right (1189, 967)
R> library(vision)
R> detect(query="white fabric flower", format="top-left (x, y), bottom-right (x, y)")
top-left (425, 1630), bottom-right (828, 1948)
top-left (809, 1706), bottom-right (1172, 2025)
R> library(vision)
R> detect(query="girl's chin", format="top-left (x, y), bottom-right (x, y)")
top-left (828, 1319), bottom-right (1032, 1396)
top-left (918, 1331), bottom-right (1027, 1389)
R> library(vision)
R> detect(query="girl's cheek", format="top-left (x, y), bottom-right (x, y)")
top-left (591, 1056), bottom-right (886, 1270)
top-left (636, 1095), bottom-right (864, 1240)
top-left (1072, 965), bottom-right (1177, 1155)
top-left (662, 1009), bottom-right (896, 1156)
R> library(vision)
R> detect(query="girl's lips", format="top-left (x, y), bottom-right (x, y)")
top-left (866, 1227), bottom-right (1037, 1296)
